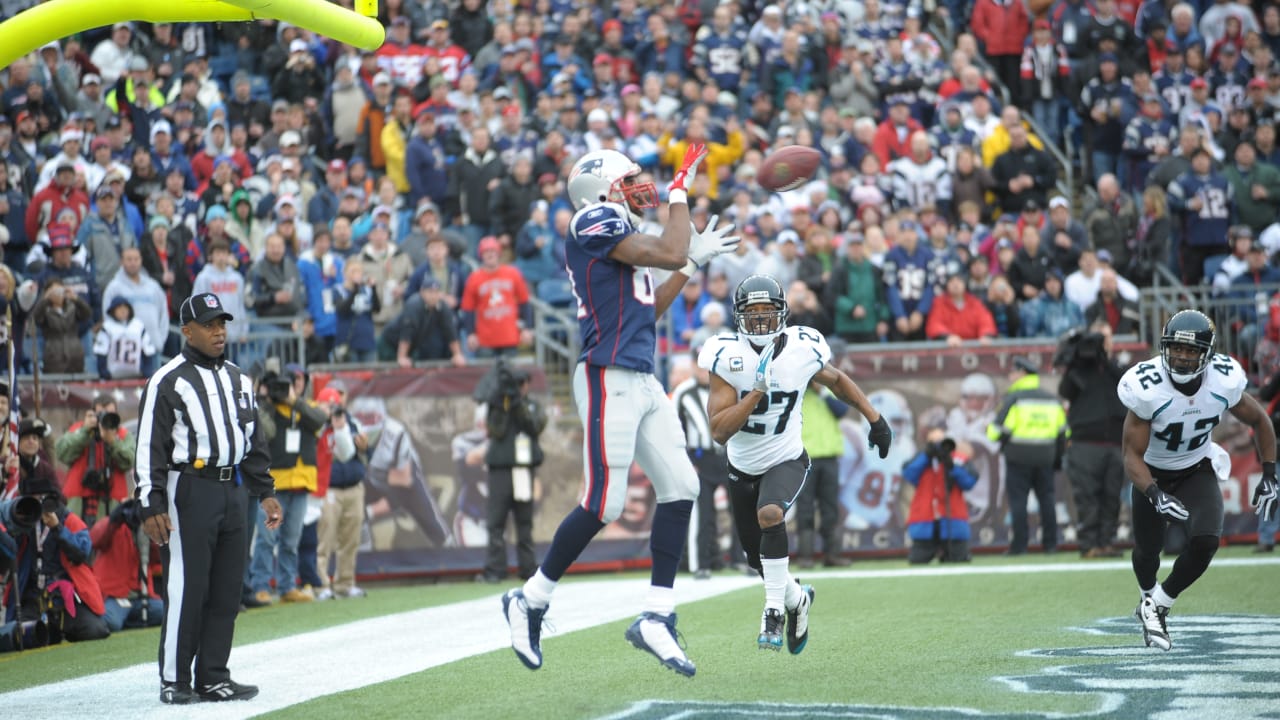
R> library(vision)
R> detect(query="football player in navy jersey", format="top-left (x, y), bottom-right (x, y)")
top-left (1118, 310), bottom-right (1277, 651)
top-left (501, 144), bottom-right (741, 677)
top-left (699, 275), bottom-right (893, 654)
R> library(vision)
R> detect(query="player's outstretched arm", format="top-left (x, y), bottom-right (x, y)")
top-left (1229, 394), bottom-right (1279, 519)
top-left (707, 371), bottom-right (763, 446)
top-left (813, 363), bottom-right (892, 458)
top-left (813, 363), bottom-right (880, 426)
top-left (607, 143), bottom-right (707, 272)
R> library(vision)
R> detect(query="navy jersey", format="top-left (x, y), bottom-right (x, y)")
top-left (1207, 67), bottom-right (1248, 113)
top-left (566, 202), bottom-right (657, 373)
top-left (1153, 69), bottom-right (1195, 113)
top-left (882, 243), bottom-right (936, 319)
top-left (1167, 171), bottom-right (1234, 249)
top-left (693, 30), bottom-right (751, 92)
top-left (929, 124), bottom-right (980, 172)
top-left (1122, 116), bottom-right (1177, 191)
top-left (494, 128), bottom-right (541, 170)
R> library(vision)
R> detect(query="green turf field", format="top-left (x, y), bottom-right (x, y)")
top-left (2, 549), bottom-right (1277, 720)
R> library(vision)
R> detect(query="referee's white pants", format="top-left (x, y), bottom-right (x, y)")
top-left (572, 363), bottom-right (698, 523)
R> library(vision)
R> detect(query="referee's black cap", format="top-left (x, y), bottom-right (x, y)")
top-left (180, 292), bottom-right (234, 325)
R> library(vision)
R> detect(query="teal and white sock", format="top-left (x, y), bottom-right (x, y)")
top-left (761, 557), bottom-right (789, 612)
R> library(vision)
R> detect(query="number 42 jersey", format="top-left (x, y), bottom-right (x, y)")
top-left (697, 326), bottom-right (832, 476)
top-left (1117, 353), bottom-right (1246, 472)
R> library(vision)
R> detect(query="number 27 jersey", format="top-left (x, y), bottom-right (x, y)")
top-left (697, 327), bottom-right (832, 476)
top-left (1117, 354), bottom-right (1246, 471)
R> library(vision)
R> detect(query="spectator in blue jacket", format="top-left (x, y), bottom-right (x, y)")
top-left (297, 229), bottom-right (344, 361)
top-left (1020, 267), bottom-right (1085, 337)
top-left (405, 110), bottom-right (448, 212)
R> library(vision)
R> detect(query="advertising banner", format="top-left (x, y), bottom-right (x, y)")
top-left (15, 341), bottom-right (1269, 578)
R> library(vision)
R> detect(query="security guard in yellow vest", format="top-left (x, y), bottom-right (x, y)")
top-left (987, 356), bottom-right (1068, 555)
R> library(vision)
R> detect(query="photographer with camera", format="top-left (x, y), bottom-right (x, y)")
top-left (903, 429), bottom-right (980, 563)
top-left (478, 362), bottom-right (546, 583)
top-left (90, 499), bottom-right (163, 631)
top-left (1057, 323), bottom-right (1130, 558)
top-left (248, 363), bottom-right (328, 605)
top-left (0, 418), bottom-right (110, 643)
top-left (315, 383), bottom-right (370, 599)
top-left (55, 394), bottom-right (134, 526)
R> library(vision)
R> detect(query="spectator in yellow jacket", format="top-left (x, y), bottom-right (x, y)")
top-left (380, 94), bottom-right (413, 195)
top-left (982, 106), bottom-right (1045, 169)
top-left (658, 115), bottom-right (744, 200)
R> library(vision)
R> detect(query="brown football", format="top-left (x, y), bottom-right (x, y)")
top-left (758, 146), bottom-right (822, 192)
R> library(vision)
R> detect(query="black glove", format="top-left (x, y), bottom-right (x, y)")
top-left (109, 500), bottom-right (140, 529)
top-left (1254, 462), bottom-right (1278, 521)
top-left (868, 416), bottom-right (893, 459)
top-left (1144, 483), bottom-right (1188, 522)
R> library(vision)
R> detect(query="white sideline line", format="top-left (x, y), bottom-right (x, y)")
top-left (1, 557), bottom-right (1276, 719)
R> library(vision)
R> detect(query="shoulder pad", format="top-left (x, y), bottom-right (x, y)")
top-left (697, 333), bottom-right (743, 374)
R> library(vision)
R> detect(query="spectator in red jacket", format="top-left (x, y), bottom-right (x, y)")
top-left (970, 0), bottom-right (1030, 104)
top-left (927, 271), bottom-right (998, 345)
top-left (460, 236), bottom-right (532, 358)
top-left (90, 500), bottom-right (164, 632)
top-left (872, 99), bottom-right (925, 170)
top-left (25, 160), bottom-right (90, 245)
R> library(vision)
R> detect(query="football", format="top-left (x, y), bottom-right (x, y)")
top-left (758, 146), bottom-right (822, 192)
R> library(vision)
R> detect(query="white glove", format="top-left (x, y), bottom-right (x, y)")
top-left (16, 279), bottom-right (38, 312)
top-left (752, 343), bottom-right (773, 394)
top-left (688, 214), bottom-right (741, 268)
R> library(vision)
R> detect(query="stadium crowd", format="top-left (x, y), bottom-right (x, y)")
top-left (0, 0), bottom-right (1272, 379)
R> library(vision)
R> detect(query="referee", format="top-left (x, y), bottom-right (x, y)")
top-left (135, 293), bottom-right (283, 705)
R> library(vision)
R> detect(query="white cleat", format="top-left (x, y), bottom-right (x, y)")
top-left (1135, 597), bottom-right (1171, 651)
top-left (625, 612), bottom-right (696, 677)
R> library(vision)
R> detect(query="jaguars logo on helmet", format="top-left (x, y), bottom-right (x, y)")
top-left (733, 275), bottom-right (789, 344)
top-left (1159, 310), bottom-right (1215, 384)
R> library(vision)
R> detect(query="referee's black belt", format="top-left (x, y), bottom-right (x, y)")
top-left (179, 463), bottom-right (235, 482)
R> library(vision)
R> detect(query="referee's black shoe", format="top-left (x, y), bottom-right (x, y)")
top-left (198, 679), bottom-right (260, 701)
top-left (160, 682), bottom-right (198, 705)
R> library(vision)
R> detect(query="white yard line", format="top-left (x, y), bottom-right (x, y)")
top-left (2, 558), bottom-right (1275, 719)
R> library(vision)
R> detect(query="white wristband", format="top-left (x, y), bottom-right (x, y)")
top-left (668, 189), bottom-right (688, 205)
top-left (680, 259), bottom-right (699, 276)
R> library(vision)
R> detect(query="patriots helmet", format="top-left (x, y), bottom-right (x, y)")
top-left (566, 149), bottom-right (657, 225)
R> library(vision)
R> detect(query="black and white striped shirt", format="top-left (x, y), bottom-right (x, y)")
top-left (672, 377), bottom-right (718, 454)
top-left (134, 345), bottom-right (275, 510)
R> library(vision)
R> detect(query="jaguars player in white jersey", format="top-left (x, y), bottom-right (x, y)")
top-left (699, 275), bottom-right (893, 653)
top-left (1118, 310), bottom-right (1277, 651)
